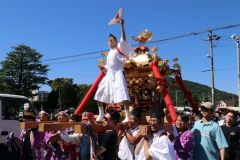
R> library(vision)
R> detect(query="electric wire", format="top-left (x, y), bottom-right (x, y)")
top-left (42, 23), bottom-right (240, 63)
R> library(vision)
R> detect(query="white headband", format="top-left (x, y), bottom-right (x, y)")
top-left (56, 110), bottom-right (69, 117)
top-left (39, 110), bottom-right (49, 117)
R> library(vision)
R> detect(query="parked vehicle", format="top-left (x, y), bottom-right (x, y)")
top-left (0, 93), bottom-right (36, 142)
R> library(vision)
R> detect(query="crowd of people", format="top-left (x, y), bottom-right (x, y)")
top-left (0, 101), bottom-right (239, 160)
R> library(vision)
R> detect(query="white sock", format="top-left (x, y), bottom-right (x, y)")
top-left (125, 110), bottom-right (130, 117)
top-left (122, 110), bottom-right (130, 122)
top-left (99, 107), bottom-right (104, 116)
top-left (97, 107), bottom-right (104, 121)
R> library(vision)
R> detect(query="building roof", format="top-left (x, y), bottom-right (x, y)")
top-left (0, 93), bottom-right (28, 99)
top-left (220, 100), bottom-right (236, 107)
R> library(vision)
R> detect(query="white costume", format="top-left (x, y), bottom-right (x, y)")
top-left (58, 128), bottom-right (73, 139)
top-left (118, 125), bottom-right (139, 160)
top-left (61, 132), bottom-right (82, 144)
top-left (137, 129), bottom-right (176, 160)
top-left (94, 36), bottom-right (132, 104)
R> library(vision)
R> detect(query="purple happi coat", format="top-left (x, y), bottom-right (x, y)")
top-left (32, 131), bottom-right (53, 160)
top-left (174, 130), bottom-right (194, 160)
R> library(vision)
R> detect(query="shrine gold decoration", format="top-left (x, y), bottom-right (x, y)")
top-left (131, 29), bottom-right (153, 43)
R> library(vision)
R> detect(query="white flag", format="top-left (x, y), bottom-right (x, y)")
top-left (108, 8), bottom-right (124, 25)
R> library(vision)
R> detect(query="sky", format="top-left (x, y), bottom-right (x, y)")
top-left (0, 0), bottom-right (240, 95)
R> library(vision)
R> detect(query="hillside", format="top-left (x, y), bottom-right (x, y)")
top-left (168, 79), bottom-right (238, 106)
top-left (81, 78), bottom-right (238, 112)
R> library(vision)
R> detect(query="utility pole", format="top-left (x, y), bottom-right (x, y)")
top-left (207, 31), bottom-right (221, 105)
top-left (208, 30), bottom-right (215, 105)
top-left (231, 34), bottom-right (240, 108)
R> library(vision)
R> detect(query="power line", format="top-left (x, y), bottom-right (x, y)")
top-left (45, 42), bottom-right (236, 66)
top-left (43, 50), bottom-right (106, 62)
top-left (42, 23), bottom-right (240, 62)
top-left (45, 55), bottom-right (100, 65)
top-left (44, 42), bottom-right (235, 66)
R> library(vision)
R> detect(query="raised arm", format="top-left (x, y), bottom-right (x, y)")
top-left (120, 19), bottom-right (126, 41)
top-left (125, 130), bottom-right (142, 145)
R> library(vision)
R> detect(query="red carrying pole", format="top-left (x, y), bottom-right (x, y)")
top-left (175, 72), bottom-right (199, 113)
top-left (150, 62), bottom-right (177, 123)
top-left (74, 71), bottom-right (105, 114)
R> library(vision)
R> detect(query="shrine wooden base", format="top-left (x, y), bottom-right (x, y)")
top-left (20, 121), bottom-right (173, 135)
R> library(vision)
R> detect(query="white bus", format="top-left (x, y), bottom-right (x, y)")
top-left (0, 94), bottom-right (36, 141)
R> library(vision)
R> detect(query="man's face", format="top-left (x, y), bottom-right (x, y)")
top-left (39, 113), bottom-right (48, 121)
top-left (176, 116), bottom-right (187, 130)
top-left (215, 112), bottom-right (220, 118)
top-left (149, 117), bottom-right (163, 132)
top-left (108, 37), bottom-right (117, 48)
top-left (128, 115), bottom-right (140, 129)
top-left (225, 112), bottom-right (234, 124)
top-left (103, 113), bottom-right (114, 127)
top-left (201, 106), bottom-right (212, 118)
top-left (57, 113), bottom-right (69, 122)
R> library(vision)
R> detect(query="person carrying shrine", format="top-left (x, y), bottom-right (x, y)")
top-left (118, 108), bottom-right (142, 160)
top-left (94, 15), bottom-right (133, 122)
top-left (137, 107), bottom-right (176, 160)
top-left (30, 110), bottom-right (53, 160)
top-left (19, 103), bottom-right (36, 160)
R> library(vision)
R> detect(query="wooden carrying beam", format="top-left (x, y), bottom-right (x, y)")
top-left (139, 125), bottom-right (151, 136)
top-left (21, 121), bottom-right (173, 135)
top-left (139, 124), bottom-right (173, 135)
top-left (74, 123), bottom-right (130, 134)
top-left (20, 121), bottom-right (119, 133)
top-left (20, 121), bottom-right (53, 129)
top-left (75, 124), bottom-right (172, 135)
top-left (74, 124), bottom-right (107, 134)
top-left (38, 122), bottom-right (82, 132)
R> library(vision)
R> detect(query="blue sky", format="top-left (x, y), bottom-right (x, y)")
top-left (0, 0), bottom-right (239, 94)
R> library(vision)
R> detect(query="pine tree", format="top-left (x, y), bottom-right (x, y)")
top-left (0, 44), bottom-right (49, 97)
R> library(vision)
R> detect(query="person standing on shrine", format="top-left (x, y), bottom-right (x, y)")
top-left (94, 15), bottom-right (133, 122)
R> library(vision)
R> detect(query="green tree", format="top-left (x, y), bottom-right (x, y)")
top-left (48, 78), bottom-right (80, 110)
top-left (78, 84), bottom-right (98, 113)
top-left (43, 90), bottom-right (58, 113)
top-left (0, 44), bottom-right (49, 97)
top-left (46, 79), bottom-right (98, 113)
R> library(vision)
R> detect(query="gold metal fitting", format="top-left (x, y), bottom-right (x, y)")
top-left (156, 85), bottom-right (163, 92)
top-left (148, 72), bottom-right (154, 77)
